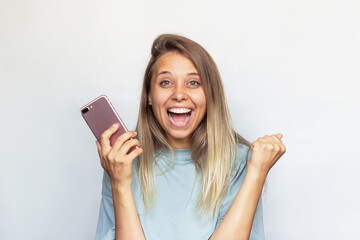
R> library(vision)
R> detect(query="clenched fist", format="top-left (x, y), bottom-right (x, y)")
top-left (248, 133), bottom-right (286, 175)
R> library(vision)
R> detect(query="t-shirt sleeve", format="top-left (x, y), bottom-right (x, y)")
top-left (214, 146), bottom-right (265, 240)
top-left (95, 171), bottom-right (116, 240)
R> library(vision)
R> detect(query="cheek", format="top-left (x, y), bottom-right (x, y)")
top-left (191, 92), bottom-right (207, 109)
top-left (150, 88), bottom-right (172, 105)
top-left (150, 94), bottom-right (168, 120)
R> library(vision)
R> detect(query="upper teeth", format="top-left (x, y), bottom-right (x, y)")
top-left (168, 108), bottom-right (192, 114)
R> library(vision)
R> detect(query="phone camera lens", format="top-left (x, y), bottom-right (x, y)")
top-left (82, 107), bottom-right (89, 114)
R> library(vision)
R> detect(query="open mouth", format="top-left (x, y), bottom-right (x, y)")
top-left (167, 108), bottom-right (193, 127)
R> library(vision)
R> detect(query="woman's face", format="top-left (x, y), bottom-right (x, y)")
top-left (148, 52), bottom-right (207, 149)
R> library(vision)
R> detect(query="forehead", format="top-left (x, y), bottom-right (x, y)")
top-left (154, 52), bottom-right (198, 74)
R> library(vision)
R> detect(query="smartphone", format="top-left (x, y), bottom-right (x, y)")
top-left (80, 95), bottom-right (137, 151)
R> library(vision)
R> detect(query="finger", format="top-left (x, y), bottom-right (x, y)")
top-left (96, 140), bottom-right (107, 168)
top-left (112, 131), bottom-right (138, 152)
top-left (96, 140), bottom-right (102, 157)
top-left (270, 135), bottom-right (286, 157)
top-left (258, 135), bottom-right (281, 152)
top-left (274, 133), bottom-right (283, 139)
top-left (119, 138), bottom-right (141, 156)
top-left (272, 134), bottom-right (286, 150)
top-left (258, 135), bottom-right (274, 144)
top-left (124, 147), bottom-right (144, 163)
top-left (271, 135), bottom-right (282, 144)
top-left (100, 123), bottom-right (120, 153)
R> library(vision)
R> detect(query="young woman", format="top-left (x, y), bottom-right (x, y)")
top-left (95, 34), bottom-right (286, 240)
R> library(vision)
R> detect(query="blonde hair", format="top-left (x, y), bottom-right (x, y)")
top-left (135, 34), bottom-right (251, 215)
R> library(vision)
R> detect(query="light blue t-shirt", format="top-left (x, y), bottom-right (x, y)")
top-left (95, 144), bottom-right (265, 240)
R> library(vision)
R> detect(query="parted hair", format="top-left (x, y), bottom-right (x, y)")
top-left (135, 33), bottom-right (251, 215)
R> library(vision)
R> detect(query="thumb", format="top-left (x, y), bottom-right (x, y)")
top-left (275, 133), bottom-right (283, 139)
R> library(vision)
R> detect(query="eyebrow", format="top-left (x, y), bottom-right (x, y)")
top-left (156, 71), bottom-right (171, 77)
top-left (187, 72), bottom-right (199, 76)
top-left (156, 71), bottom-right (199, 77)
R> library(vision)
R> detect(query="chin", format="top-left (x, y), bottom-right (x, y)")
top-left (166, 129), bottom-right (192, 143)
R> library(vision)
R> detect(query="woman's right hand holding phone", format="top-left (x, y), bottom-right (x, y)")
top-left (95, 123), bottom-right (143, 191)
top-left (96, 123), bottom-right (146, 239)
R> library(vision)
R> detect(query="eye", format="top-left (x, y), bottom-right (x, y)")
top-left (188, 80), bottom-right (200, 86)
top-left (160, 80), bottom-right (171, 86)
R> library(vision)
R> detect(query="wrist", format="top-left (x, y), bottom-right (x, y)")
top-left (246, 164), bottom-right (268, 183)
top-left (111, 181), bottom-right (135, 211)
top-left (111, 180), bottom-right (133, 195)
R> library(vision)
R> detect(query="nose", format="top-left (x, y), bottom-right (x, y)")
top-left (172, 84), bottom-right (188, 102)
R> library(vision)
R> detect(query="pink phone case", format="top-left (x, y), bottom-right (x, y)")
top-left (80, 95), bottom-right (136, 151)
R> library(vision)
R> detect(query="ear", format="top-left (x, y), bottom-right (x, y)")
top-left (148, 96), bottom-right (152, 105)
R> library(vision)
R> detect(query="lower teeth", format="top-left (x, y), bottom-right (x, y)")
top-left (168, 113), bottom-right (190, 125)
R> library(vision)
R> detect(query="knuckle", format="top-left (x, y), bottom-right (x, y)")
top-left (127, 138), bottom-right (137, 147)
top-left (124, 140), bottom-right (132, 147)
top-left (127, 148), bottom-right (143, 160)
top-left (133, 147), bottom-right (143, 155)
top-left (101, 150), bottom-right (107, 158)
top-left (107, 152), bottom-right (115, 161)
top-left (120, 131), bottom-right (129, 139)
top-left (100, 132), bottom-right (107, 140)
top-left (114, 155), bottom-right (124, 163)
top-left (265, 144), bottom-right (274, 150)
top-left (251, 142), bottom-right (259, 149)
top-left (133, 138), bottom-right (140, 146)
top-left (134, 139), bottom-right (141, 145)
top-left (282, 146), bottom-right (287, 153)
top-left (119, 131), bottom-right (133, 142)
top-left (125, 131), bottom-right (134, 137)
top-left (114, 137), bottom-right (125, 146)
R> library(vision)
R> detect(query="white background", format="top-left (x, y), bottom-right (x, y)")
top-left (1, 0), bottom-right (359, 239)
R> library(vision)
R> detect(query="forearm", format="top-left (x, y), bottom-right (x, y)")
top-left (210, 166), bottom-right (267, 240)
top-left (111, 183), bottom-right (145, 240)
